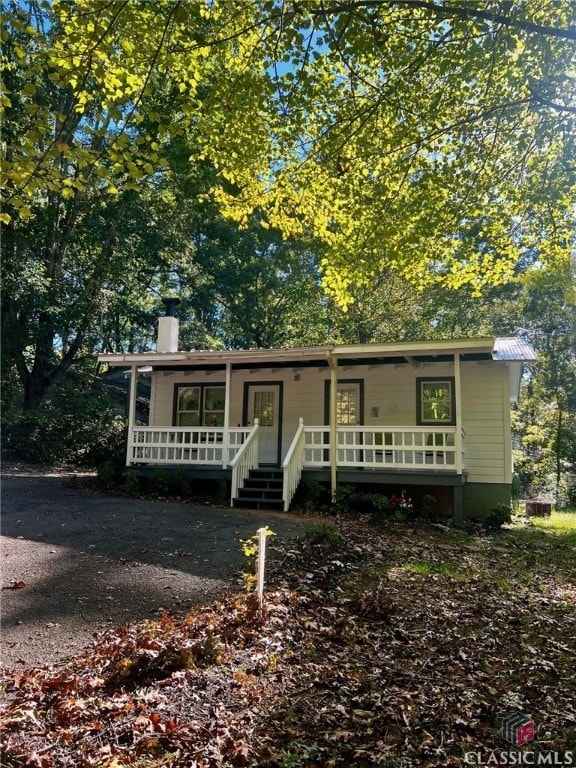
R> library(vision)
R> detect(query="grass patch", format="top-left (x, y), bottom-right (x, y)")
top-left (530, 510), bottom-right (576, 543)
top-left (489, 510), bottom-right (576, 585)
top-left (303, 521), bottom-right (346, 549)
top-left (402, 559), bottom-right (470, 580)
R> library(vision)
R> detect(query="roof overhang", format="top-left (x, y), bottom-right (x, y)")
top-left (97, 345), bottom-right (334, 368)
top-left (98, 336), bottom-right (537, 370)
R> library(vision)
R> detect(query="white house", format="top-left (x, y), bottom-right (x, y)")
top-left (97, 310), bottom-right (536, 521)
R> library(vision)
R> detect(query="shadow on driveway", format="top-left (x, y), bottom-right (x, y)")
top-left (1, 474), bottom-right (311, 669)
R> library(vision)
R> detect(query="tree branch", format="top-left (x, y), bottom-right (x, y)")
top-left (317, 1), bottom-right (576, 42)
top-left (530, 91), bottom-right (576, 115)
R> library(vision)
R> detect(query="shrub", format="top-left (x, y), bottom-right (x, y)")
top-left (123, 469), bottom-right (140, 493)
top-left (1, 374), bottom-right (126, 467)
top-left (150, 468), bottom-right (191, 497)
top-left (485, 503), bottom-right (512, 529)
top-left (357, 492), bottom-right (390, 516)
top-left (97, 459), bottom-right (122, 489)
top-left (304, 521), bottom-right (346, 550)
top-left (331, 484), bottom-right (356, 516)
top-left (302, 479), bottom-right (325, 511)
top-left (420, 494), bottom-right (437, 520)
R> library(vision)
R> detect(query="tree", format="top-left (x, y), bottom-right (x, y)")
top-left (513, 263), bottom-right (576, 504)
top-left (201, 1), bottom-right (576, 303)
top-left (153, 137), bottom-right (330, 350)
top-left (1, 0), bottom-right (214, 429)
top-left (3, 2), bottom-right (574, 306)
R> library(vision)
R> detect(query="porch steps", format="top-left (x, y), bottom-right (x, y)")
top-left (233, 468), bottom-right (284, 511)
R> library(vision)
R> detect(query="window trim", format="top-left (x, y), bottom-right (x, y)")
top-left (172, 383), bottom-right (226, 427)
top-left (416, 377), bottom-right (456, 426)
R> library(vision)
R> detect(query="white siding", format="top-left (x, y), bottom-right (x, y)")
top-left (460, 362), bottom-right (509, 484)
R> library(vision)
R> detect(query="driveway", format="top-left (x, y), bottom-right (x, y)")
top-left (1, 472), bottom-right (310, 670)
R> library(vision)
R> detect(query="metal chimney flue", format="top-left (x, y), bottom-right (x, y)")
top-left (157, 297), bottom-right (180, 352)
top-left (162, 297), bottom-right (181, 317)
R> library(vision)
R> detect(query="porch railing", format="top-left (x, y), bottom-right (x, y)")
top-left (282, 417), bottom-right (305, 511)
top-left (129, 426), bottom-right (252, 467)
top-left (302, 426), bottom-right (463, 471)
top-left (229, 419), bottom-right (260, 506)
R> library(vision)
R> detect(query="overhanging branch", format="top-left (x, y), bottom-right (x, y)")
top-left (316, 1), bottom-right (576, 42)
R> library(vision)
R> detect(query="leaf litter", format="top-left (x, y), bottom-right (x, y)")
top-left (1, 518), bottom-right (575, 767)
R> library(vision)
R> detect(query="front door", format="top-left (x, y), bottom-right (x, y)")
top-left (246, 384), bottom-right (281, 464)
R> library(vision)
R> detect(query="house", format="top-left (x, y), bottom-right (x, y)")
top-left (97, 308), bottom-right (536, 521)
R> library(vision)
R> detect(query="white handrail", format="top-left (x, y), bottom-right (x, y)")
top-left (229, 419), bottom-right (260, 506)
top-left (282, 417), bottom-right (305, 511)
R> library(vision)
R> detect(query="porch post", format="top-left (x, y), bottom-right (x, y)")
top-left (328, 351), bottom-right (338, 498)
top-left (126, 364), bottom-right (138, 467)
top-left (223, 361), bottom-right (232, 467)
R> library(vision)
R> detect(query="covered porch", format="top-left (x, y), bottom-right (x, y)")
top-left (124, 419), bottom-right (466, 515)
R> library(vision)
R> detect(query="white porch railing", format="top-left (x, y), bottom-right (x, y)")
top-left (229, 419), bottom-right (260, 506)
top-left (129, 426), bottom-right (252, 467)
top-left (282, 417), bottom-right (305, 511)
top-left (302, 426), bottom-right (463, 471)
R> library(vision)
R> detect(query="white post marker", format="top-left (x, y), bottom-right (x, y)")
top-left (256, 527), bottom-right (267, 605)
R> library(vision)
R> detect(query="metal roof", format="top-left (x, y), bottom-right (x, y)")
top-left (493, 337), bottom-right (537, 362)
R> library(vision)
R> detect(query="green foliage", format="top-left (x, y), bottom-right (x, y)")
top-left (420, 494), bottom-right (438, 521)
top-left (149, 469), bottom-right (191, 497)
top-left (240, 526), bottom-right (276, 559)
top-left (123, 469), bottom-right (140, 493)
top-left (1, 0), bottom-right (574, 482)
top-left (402, 560), bottom-right (469, 581)
top-left (295, 479), bottom-right (328, 513)
top-left (304, 522), bottom-right (345, 550)
top-left (3, 0), bottom-right (574, 310)
top-left (530, 511), bottom-right (576, 546)
top-left (485, 504), bottom-right (513, 530)
top-left (512, 263), bottom-right (576, 506)
top-left (364, 493), bottom-right (390, 515)
top-left (201, 3), bottom-right (576, 304)
top-left (97, 459), bottom-right (122, 489)
top-left (1, 372), bottom-right (126, 466)
top-left (331, 484), bottom-right (356, 516)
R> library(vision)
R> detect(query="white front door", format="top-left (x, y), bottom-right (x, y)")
top-left (247, 384), bottom-right (281, 464)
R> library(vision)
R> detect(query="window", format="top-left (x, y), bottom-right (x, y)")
top-left (336, 386), bottom-right (359, 425)
top-left (324, 380), bottom-right (363, 425)
top-left (175, 385), bottom-right (225, 427)
top-left (417, 378), bottom-right (455, 425)
top-left (253, 390), bottom-right (275, 426)
top-left (203, 387), bottom-right (225, 426)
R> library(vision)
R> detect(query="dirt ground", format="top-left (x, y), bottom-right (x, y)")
top-left (1, 470), bottom-right (310, 671)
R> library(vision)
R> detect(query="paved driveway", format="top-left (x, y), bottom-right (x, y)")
top-left (1, 473), bottom-right (310, 670)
